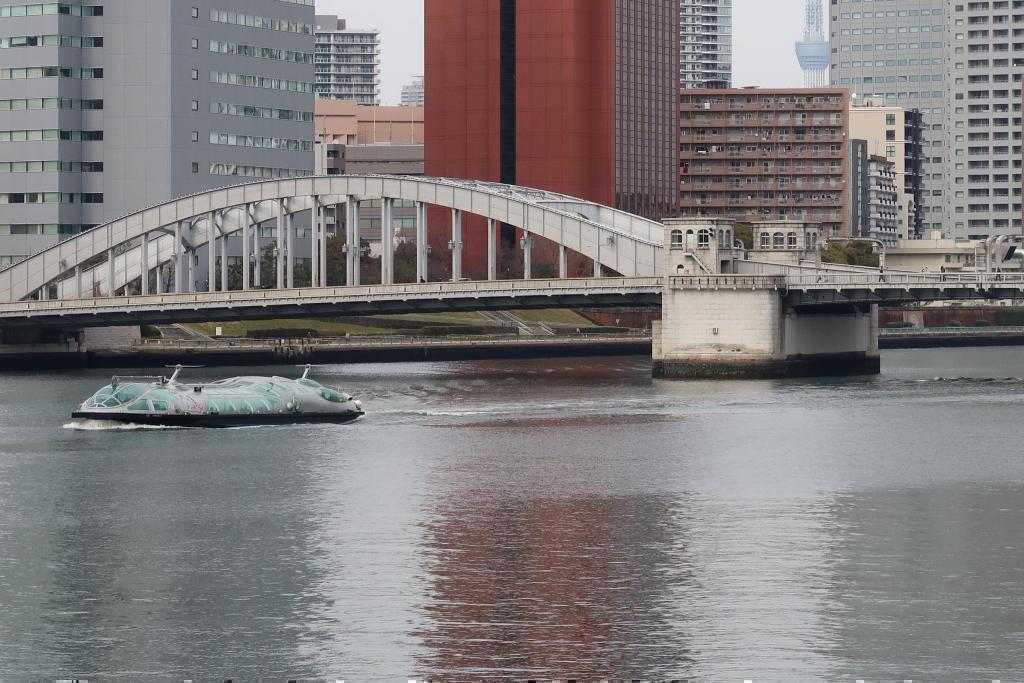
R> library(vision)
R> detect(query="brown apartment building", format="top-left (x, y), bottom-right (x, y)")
top-left (679, 88), bottom-right (851, 237)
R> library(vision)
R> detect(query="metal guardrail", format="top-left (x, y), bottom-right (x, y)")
top-left (668, 275), bottom-right (787, 289)
top-left (670, 273), bottom-right (1024, 290)
top-left (135, 333), bottom-right (653, 350)
top-left (783, 273), bottom-right (1024, 288)
top-left (880, 326), bottom-right (1024, 337)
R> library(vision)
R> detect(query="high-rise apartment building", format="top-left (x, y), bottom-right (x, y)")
top-left (426, 0), bottom-right (679, 280)
top-left (679, 0), bottom-right (732, 88)
top-left (0, 0), bottom-right (316, 266)
top-left (313, 15), bottom-right (380, 104)
top-left (679, 87), bottom-right (850, 237)
top-left (829, 0), bottom-right (947, 235)
top-left (945, 1), bottom-right (1024, 237)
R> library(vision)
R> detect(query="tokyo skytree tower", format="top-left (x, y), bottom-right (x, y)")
top-left (795, 0), bottom-right (829, 87)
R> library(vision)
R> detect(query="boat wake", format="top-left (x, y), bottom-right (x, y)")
top-left (63, 420), bottom-right (186, 432)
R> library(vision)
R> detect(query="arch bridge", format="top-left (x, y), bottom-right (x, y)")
top-left (0, 175), bottom-right (665, 304)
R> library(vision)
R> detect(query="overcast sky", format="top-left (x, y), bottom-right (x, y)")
top-left (314, 0), bottom-right (807, 105)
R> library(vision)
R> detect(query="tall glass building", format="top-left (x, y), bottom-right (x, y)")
top-left (828, 0), bottom-right (947, 235)
top-left (679, 0), bottom-right (732, 88)
top-left (0, 0), bottom-right (315, 266)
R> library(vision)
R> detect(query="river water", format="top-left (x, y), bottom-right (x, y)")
top-left (1, 348), bottom-right (1024, 680)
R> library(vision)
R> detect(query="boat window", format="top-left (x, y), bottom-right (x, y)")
top-left (320, 388), bottom-right (350, 403)
top-left (299, 379), bottom-right (321, 388)
top-left (112, 384), bottom-right (144, 404)
top-left (85, 385), bottom-right (116, 408)
top-left (128, 400), bottom-right (150, 411)
top-left (149, 389), bottom-right (175, 402)
top-left (151, 401), bottom-right (169, 412)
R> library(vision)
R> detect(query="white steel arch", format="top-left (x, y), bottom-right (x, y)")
top-left (0, 175), bottom-right (666, 302)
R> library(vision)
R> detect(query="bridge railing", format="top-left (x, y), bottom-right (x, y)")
top-left (783, 272), bottom-right (1024, 288)
top-left (669, 275), bottom-right (788, 289)
top-left (880, 326), bottom-right (1024, 337)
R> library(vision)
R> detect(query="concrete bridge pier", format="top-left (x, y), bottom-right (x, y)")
top-left (652, 218), bottom-right (881, 379)
top-left (652, 281), bottom-right (880, 378)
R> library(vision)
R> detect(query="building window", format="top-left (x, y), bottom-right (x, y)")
top-left (697, 229), bottom-right (711, 248)
top-left (191, 100), bottom-right (198, 111)
top-left (191, 7), bottom-right (199, 18)
top-left (191, 130), bottom-right (199, 142)
top-left (191, 162), bottom-right (199, 174)
top-left (773, 232), bottom-right (785, 249)
top-left (760, 233), bottom-right (771, 248)
top-left (190, 69), bottom-right (199, 80)
top-left (787, 233), bottom-right (798, 249)
top-left (670, 229), bottom-right (683, 247)
top-left (191, 38), bottom-right (199, 49)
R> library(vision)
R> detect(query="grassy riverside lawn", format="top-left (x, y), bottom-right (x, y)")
top-left (510, 309), bottom-right (593, 326)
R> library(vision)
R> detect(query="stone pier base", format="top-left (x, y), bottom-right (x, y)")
top-left (653, 279), bottom-right (881, 381)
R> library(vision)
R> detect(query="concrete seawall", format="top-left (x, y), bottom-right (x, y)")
top-left (0, 335), bottom-right (653, 371)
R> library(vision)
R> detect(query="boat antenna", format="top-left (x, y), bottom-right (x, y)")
top-left (164, 364), bottom-right (203, 383)
top-left (297, 364), bottom-right (323, 380)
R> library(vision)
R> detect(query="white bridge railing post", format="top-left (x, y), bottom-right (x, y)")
top-left (381, 197), bottom-right (394, 285)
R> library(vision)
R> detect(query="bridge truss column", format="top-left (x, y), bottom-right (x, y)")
top-left (310, 196), bottom-right (320, 289)
top-left (319, 202), bottom-right (328, 287)
top-left (522, 233), bottom-right (533, 280)
top-left (285, 202), bottom-right (295, 289)
top-left (206, 211), bottom-right (216, 293)
top-left (155, 262), bottom-right (164, 295)
top-left (487, 218), bottom-right (497, 281)
top-left (140, 231), bottom-right (150, 295)
top-left (252, 211), bottom-right (261, 289)
top-left (107, 248), bottom-right (115, 297)
top-left (276, 200), bottom-right (285, 290)
top-left (242, 203), bottom-right (251, 291)
top-left (220, 213), bottom-right (228, 292)
top-left (186, 224), bottom-right (195, 293)
top-left (351, 196), bottom-right (361, 286)
top-left (415, 201), bottom-right (428, 283)
top-left (381, 197), bottom-right (394, 285)
top-left (173, 221), bottom-right (183, 294)
top-left (74, 266), bottom-right (81, 299)
top-left (559, 245), bottom-right (568, 279)
top-left (450, 209), bottom-right (463, 281)
top-left (345, 195), bottom-right (360, 286)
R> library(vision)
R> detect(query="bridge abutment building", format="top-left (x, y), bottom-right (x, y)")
top-left (653, 219), bottom-right (881, 379)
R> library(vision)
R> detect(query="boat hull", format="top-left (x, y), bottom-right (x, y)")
top-left (70, 410), bottom-right (364, 428)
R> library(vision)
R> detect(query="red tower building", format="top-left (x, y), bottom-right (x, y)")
top-left (425, 0), bottom-right (678, 280)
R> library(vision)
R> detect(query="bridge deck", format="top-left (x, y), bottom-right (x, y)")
top-left (4, 272), bottom-right (1023, 330)
top-left (0, 278), bottom-right (663, 329)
